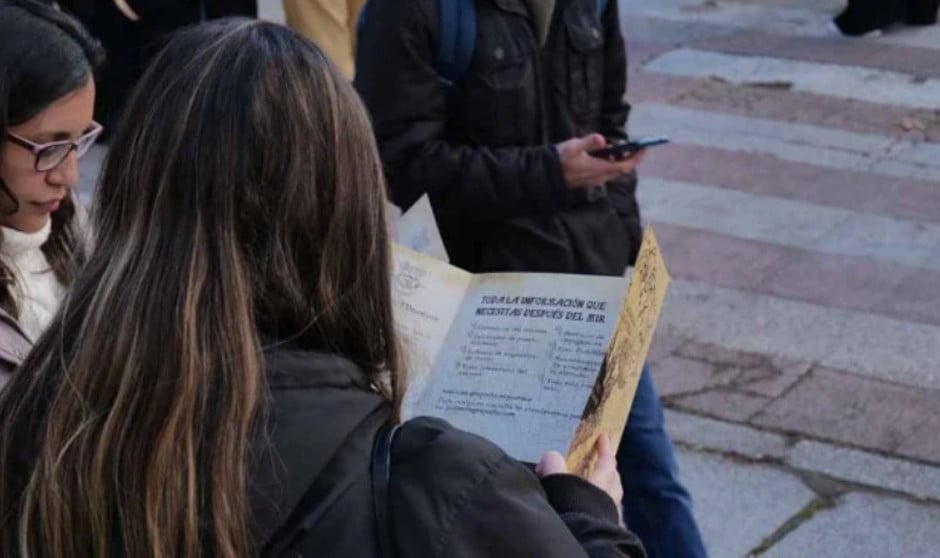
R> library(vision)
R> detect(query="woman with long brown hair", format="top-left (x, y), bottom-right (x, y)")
top-left (0, 0), bottom-right (103, 387)
top-left (0, 20), bottom-right (646, 558)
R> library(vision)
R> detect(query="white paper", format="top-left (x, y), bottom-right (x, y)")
top-left (404, 270), bottom-right (629, 463)
top-left (395, 194), bottom-right (449, 262)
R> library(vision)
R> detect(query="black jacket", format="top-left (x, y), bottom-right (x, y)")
top-left (356, 0), bottom-right (642, 274)
top-left (254, 345), bottom-right (646, 557)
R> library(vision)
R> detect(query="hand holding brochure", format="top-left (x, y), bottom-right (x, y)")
top-left (392, 196), bottom-right (670, 475)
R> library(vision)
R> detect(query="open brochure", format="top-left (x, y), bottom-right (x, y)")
top-left (392, 196), bottom-right (670, 475)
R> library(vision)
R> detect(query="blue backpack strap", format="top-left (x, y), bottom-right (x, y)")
top-left (436, 0), bottom-right (476, 86)
top-left (596, 0), bottom-right (608, 17)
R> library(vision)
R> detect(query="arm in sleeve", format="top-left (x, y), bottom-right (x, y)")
top-left (391, 418), bottom-right (645, 558)
top-left (354, 0), bottom-right (569, 222)
top-left (441, 456), bottom-right (646, 558)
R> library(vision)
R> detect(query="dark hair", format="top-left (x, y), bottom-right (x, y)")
top-left (0, 0), bottom-right (103, 316)
top-left (0, 19), bottom-right (400, 557)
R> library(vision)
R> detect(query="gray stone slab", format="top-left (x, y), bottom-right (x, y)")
top-left (673, 388), bottom-right (771, 422)
top-left (647, 332), bottom-right (685, 364)
top-left (897, 413), bottom-right (940, 465)
top-left (676, 448), bottom-right (816, 558)
top-left (739, 356), bottom-right (812, 399)
top-left (762, 493), bottom-right (940, 558)
top-left (752, 368), bottom-right (939, 454)
top-left (652, 355), bottom-right (725, 397)
top-left (646, 49), bottom-right (940, 110)
top-left (659, 280), bottom-right (940, 392)
top-left (639, 177), bottom-right (940, 272)
top-left (788, 440), bottom-right (940, 502)
top-left (623, 0), bottom-right (940, 51)
top-left (631, 104), bottom-right (940, 181)
top-left (666, 410), bottom-right (789, 460)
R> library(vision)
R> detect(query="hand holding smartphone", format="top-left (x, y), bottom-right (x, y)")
top-left (588, 136), bottom-right (670, 161)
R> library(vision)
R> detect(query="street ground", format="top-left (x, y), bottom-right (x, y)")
top-left (621, 0), bottom-right (940, 556)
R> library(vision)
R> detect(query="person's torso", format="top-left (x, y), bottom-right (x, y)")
top-left (446, 0), bottom-right (607, 147)
top-left (437, 0), bottom-right (632, 275)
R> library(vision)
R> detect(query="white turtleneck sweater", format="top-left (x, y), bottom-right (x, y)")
top-left (1, 221), bottom-right (67, 342)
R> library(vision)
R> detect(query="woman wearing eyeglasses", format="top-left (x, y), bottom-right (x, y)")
top-left (0, 0), bottom-right (104, 387)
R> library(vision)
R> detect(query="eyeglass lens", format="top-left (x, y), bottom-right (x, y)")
top-left (35, 129), bottom-right (100, 172)
top-left (37, 144), bottom-right (74, 172)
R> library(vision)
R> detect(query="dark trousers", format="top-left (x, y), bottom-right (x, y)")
top-left (59, 0), bottom-right (257, 135)
top-left (617, 365), bottom-right (708, 558)
top-left (835, 0), bottom-right (939, 35)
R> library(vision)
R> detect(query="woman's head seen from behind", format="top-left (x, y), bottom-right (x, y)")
top-left (0, 19), bottom-right (399, 558)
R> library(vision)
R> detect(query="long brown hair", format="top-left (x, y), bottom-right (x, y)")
top-left (0, 0), bottom-right (103, 317)
top-left (0, 19), bottom-right (401, 557)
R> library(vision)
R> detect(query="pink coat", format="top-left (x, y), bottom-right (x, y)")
top-left (0, 307), bottom-right (32, 390)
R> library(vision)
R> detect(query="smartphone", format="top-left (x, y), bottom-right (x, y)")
top-left (588, 136), bottom-right (670, 160)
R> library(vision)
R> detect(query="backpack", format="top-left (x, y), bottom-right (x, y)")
top-left (359, 0), bottom-right (610, 86)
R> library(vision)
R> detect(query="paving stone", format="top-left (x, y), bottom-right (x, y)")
top-left (761, 248), bottom-right (904, 314)
top-left (698, 31), bottom-right (940, 79)
top-left (651, 356), bottom-right (730, 397)
top-left (751, 368), bottom-right (940, 453)
top-left (738, 356), bottom-right (813, 399)
top-left (877, 268), bottom-right (940, 329)
top-left (666, 410), bottom-right (789, 460)
top-left (661, 281), bottom-right (940, 392)
top-left (788, 440), bottom-right (940, 502)
top-left (675, 340), bottom-right (765, 368)
top-left (654, 223), bottom-right (784, 291)
top-left (675, 448), bottom-right (816, 558)
top-left (647, 332), bottom-right (686, 365)
top-left (672, 388), bottom-right (771, 422)
top-left (896, 412), bottom-right (940, 466)
top-left (641, 177), bottom-right (940, 273)
top-left (642, 142), bottom-right (940, 227)
top-left (762, 493), bottom-right (940, 558)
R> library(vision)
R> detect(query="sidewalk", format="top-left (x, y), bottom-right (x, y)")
top-left (654, 335), bottom-right (940, 557)
top-left (623, 0), bottom-right (940, 555)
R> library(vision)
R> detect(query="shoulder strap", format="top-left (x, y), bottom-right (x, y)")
top-left (261, 411), bottom-right (387, 557)
top-left (596, 0), bottom-right (608, 17)
top-left (371, 421), bottom-right (402, 558)
top-left (436, 0), bottom-right (477, 86)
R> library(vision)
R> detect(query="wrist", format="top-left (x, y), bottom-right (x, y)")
top-left (540, 473), bottom-right (621, 525)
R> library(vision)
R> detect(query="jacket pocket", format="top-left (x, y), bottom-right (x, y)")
top-left (562, 7), bottom-right (604, 121)
top-left (464, 49), bottom-right (536, 146)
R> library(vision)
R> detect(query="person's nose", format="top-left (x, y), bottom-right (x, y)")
top-left (46, 149), bottom-right (79, 189)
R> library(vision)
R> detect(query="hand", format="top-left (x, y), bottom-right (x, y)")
top-left (556, 134), bottom-right (646, 189)
top-left (588, 433), bottom-right (624, 524)
top-left (536, 433), bottom-right (624, 524)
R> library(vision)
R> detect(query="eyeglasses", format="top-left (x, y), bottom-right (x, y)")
top-left (6, 121), bottom-right (103, 172)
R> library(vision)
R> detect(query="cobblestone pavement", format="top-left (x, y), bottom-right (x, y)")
top-left (621, 0), bottom-right (940, 555)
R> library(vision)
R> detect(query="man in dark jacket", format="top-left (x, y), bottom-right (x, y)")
top-left (355, 1), bottom-right (707, 556)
